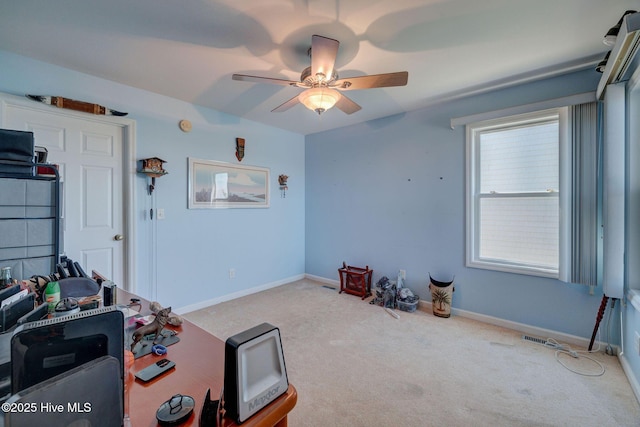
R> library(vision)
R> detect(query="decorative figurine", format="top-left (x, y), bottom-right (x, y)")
top-left (278, 174), bottom-right (288, 198)
top-left (150, 300), bottom-right (183, 326)
top-left (236, 138), bottom-right (245, 161)
top-left (131, 306), bottom-right (172, 352)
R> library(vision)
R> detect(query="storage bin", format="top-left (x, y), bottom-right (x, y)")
top-left (397, 296), bottom-right (419, 313)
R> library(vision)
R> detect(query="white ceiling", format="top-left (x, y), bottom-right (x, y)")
top-left (0, 0), bottom-right (637, 135)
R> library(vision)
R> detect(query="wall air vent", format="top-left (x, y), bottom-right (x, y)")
top-left (597, 12), bottom-right (640, 99)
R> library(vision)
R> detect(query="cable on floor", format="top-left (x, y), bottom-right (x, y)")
top-left (544, 338), bottom-right (605, 377)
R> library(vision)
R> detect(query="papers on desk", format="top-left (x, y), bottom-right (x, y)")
top-left (0, 290), bottom-right (36, 333)
top-left (1, 289), bottom-right (28, 309)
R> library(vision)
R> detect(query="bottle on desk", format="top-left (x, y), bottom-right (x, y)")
top-left (1, 266), bottom-right (12, 289)
top-left (45, 281), bottom-right (60, 313)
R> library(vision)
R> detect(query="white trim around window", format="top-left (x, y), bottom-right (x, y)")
top-left (465, 108), bottom-right (569, 278)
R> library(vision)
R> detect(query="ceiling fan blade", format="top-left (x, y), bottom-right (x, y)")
top-left (311, 35), bottom-right (339, 80)
top-left (334, 93), bottom-right (361, 115)
top-left (334, 71), bottom-right (408, 91)
top-left (232, 74), bottom-right (299, 87)
top-left (271, 95), bottom-right (300, 112)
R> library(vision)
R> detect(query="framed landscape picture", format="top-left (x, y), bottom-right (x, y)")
top-left (188, 158), bottom-right (270, 209)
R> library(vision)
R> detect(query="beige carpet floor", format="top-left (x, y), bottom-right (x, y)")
top-left (184, 279), bottom-right (640, 426)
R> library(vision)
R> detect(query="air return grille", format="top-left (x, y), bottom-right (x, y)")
top-left (522, 335), bottom-right (546, 345)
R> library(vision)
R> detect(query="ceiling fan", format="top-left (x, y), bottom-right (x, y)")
top-left (232, 35), bottom-right (409, 115)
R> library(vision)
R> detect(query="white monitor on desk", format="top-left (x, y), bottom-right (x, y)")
top-left (224, 322), bottom-right (288, 424)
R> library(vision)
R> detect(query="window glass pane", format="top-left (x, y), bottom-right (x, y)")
top-left (479, 122), bottom-right (558, 194)
top-left (479, 196), bottom-right (559, 269)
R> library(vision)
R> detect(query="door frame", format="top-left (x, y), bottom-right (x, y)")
top-left (0, 91), bottom-right (137, 292)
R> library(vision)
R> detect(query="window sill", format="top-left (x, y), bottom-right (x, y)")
top-left (629, 289), bottom-right (640, 313)
top-left (467, 259), bottom-right (558, 279)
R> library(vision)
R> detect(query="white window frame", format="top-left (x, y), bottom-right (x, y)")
top-left (465, 108), bottom-right (570, 278)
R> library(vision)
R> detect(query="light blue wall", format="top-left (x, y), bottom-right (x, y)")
top-left (0, 49), bottom-right (306, 310)
top-left (306, 68), bottom-right (611, 341)
top-left (1, 45), bottom-right (637, 398)
top-left (0, 47), bottom-right (625, 345)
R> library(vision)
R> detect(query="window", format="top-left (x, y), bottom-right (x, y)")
top-left (466, 109), bottom-right (568, 278)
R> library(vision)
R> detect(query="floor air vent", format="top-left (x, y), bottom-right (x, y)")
top-left (322, 285), bottom-right (336, 290)
top-left (522, 335), bottom-right (546, 345)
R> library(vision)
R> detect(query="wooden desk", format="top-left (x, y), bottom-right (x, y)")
top-left (118, 289), bottom-right (297, 426)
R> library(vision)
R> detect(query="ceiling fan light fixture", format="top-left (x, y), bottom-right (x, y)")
top-left (298, 88), bottom-right (340, 115)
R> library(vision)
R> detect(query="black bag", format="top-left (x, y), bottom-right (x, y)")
top-left (0, 129), bottom-right (35, 176)
top-left (58, 277), bottom-right (101, 299)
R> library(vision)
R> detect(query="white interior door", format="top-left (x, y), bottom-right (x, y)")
top-left (2, 99), bottom-right (128, 287)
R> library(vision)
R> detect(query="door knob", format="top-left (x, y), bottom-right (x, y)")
top-left (114, 234), bottom-right (124, 241)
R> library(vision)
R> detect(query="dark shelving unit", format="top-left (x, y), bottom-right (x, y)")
top-left (0, 161), bottom-right (60, 281)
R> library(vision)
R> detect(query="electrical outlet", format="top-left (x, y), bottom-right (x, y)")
top-left (157, 208), bottom-right (165, 220)
top-left (400, 270), bottom-right (406, 280)
top-left (635, 331), bottom-right (640, 356)
top-left (229, 268), bottom-right (235, 279)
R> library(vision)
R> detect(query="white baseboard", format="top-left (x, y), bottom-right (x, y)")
top-left (619, 354), bottom-right (640, 405)
top-left (177, 274), bottom-right (620, 361)
top-left (302, 276), bottom-right (609, 350)
top-left (175, 274), bottom-right (306, 315)
top-left (305, 275), bottom-right (610, 350)
top-left (416, 299), bottom-right (610, 350)
top-left (304, 273), bottom-right (339, 286)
